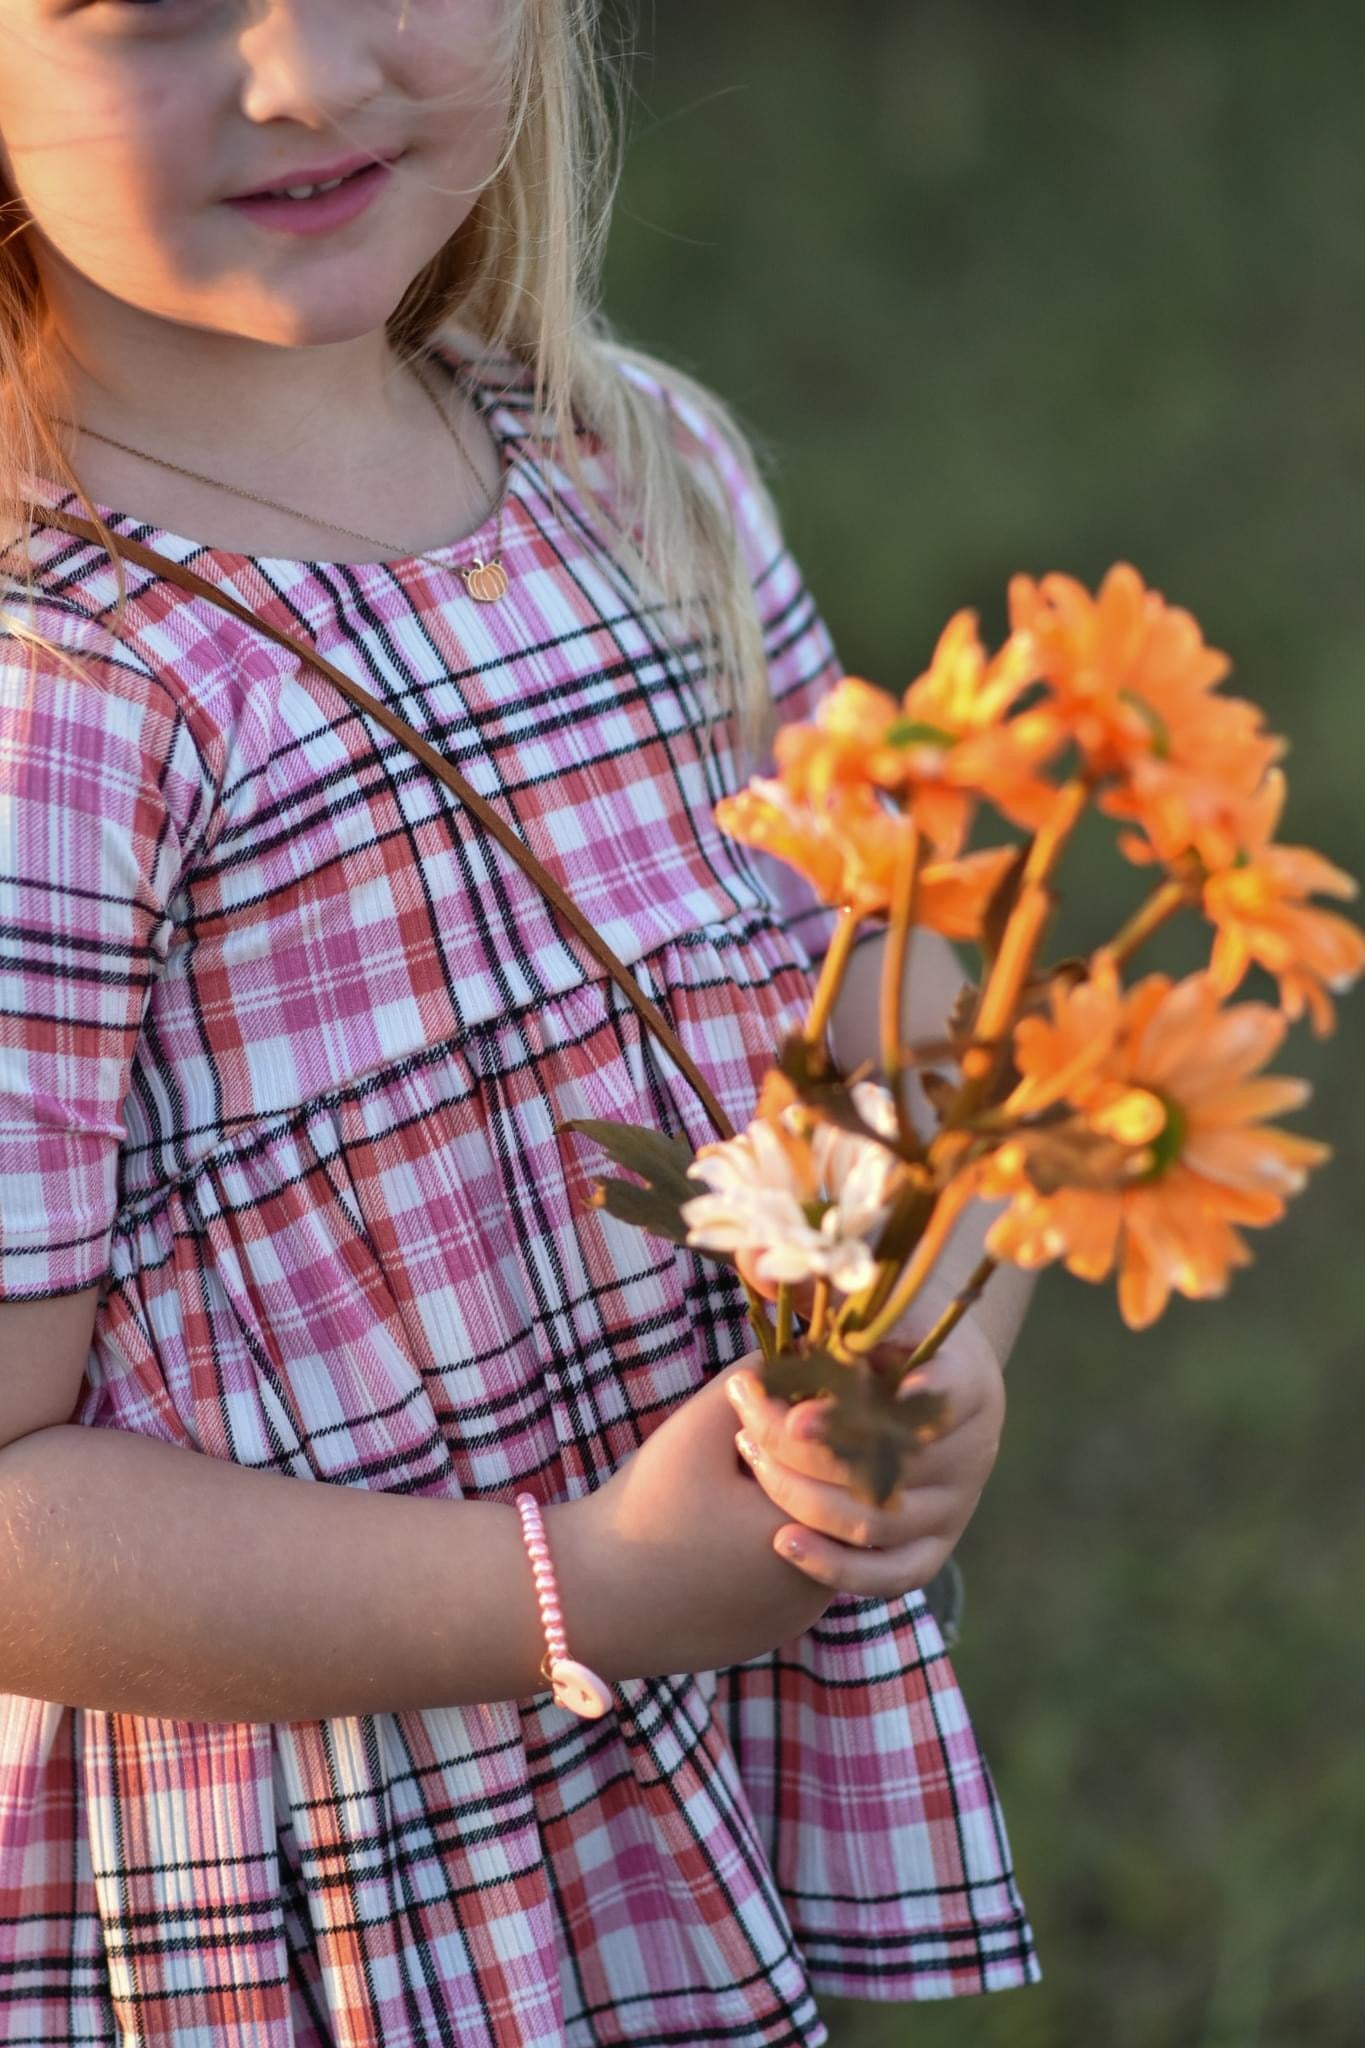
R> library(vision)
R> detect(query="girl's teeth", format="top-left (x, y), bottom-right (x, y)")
top-left (280, 173), bottom-right (351, 200)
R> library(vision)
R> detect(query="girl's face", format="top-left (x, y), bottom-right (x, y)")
top-left (0, 0), bottom-right (519, 357)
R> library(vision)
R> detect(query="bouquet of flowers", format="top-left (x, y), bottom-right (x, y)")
top-left (567, 564), bottom-right (1365, 1506)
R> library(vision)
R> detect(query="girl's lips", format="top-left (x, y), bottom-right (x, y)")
top-left (223, 158), bottom-right (399, 236)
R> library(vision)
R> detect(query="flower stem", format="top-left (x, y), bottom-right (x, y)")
top-left (806, 1276), bottom-right (831, 1347)
top-left (881, 825), bottom-right (925, 1159)
top-left (775, 1283), bottom-right (795, 1354)
top-left (842, 1176), bottom-right (977, 1356)
top-left (803, 907), bottom-right (861, 1050)
top-left (741, 1281), bottom-right (777, 1361)
top-left (954, 778), bottom-right (1089, 1119)
top-left (897, 1256), bottom-right (998, 1377)
top-left (831, 1180), bottom-right (938, 1341)
top-left (1099, 877), bottom-right (1191, 971)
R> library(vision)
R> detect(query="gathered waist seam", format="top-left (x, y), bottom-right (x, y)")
top-left (112, 908), bottom-right (817, 1235)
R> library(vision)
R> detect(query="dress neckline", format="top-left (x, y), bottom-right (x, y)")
top-left (21, 337), bottom-right (524, 577)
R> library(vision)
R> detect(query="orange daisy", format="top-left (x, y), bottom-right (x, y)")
top-left (915, 844), bottom-right (1025, 942)
top-left (1202, 769), bottom-right (1365, 1037)
top-left (715, 777), bottom-right (1019, 937)
top-left (775, 613), bottom-right (1061, 857)
top-left (975, 962), bottom-right (1330, 1329)
top-left (1107, 689), bottom-right (1284, 872)
top-left (1009, 562), bottom-right (1284, 869)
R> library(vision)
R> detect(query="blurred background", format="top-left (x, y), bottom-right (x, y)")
top-left (602, 3), bottom-right (1364, 2043)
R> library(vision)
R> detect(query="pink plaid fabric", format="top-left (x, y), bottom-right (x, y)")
top-left (0, 338), bottom-right (1041, 2044)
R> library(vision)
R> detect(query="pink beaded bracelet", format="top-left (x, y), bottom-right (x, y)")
top-left (514, 1492), bottom-right (612, 1719)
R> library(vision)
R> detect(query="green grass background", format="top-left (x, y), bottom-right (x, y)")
top-left (601, 4), bottom-right (1365, 2042)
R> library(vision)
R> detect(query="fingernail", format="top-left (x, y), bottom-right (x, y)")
top-left (790, 1401), bottom-right (829, 1440)
top-left (780, 1533), bottom-right (805, 1560)
top-left (726, 1376), bottom-right (748, 1411)
top-left (735, 1431), bottom-right (763, 1469)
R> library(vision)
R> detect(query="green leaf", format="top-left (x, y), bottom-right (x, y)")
top-left (776, 1031), bottom-right (835, 1091)
top-left (868, 1182), bottom-right (936, 1269)
top-left (761, 1346), bottom-right (952, 1505)
top-left (922, 1555), bottom-right (966, 1648)
top-left (1118, 687), bottom-right (1172, 758)
top-left (945, 979), bottom-right (981, 1054)
top-left (979, 844), bottom-right (1029, 965)
top-left (919, 1069), bottom-right (959, 1123)
top-left (589, 1177), bottom-right (694, 1246)
top-left (885, 716), bottom-right (959, 750)
top-left (821, 1376), bottom-right (953, 1505)
top-left (762, 1345), bottom-right (849, 1404)
top-left (776, 1036), bottom-right (922, 1161)
top-left (559, 1118), bottom-right (698, 1204)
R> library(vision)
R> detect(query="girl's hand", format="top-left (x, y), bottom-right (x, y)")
top-left (725, 1315), bottom-right (1005, 1599)
top-left (560, 1358), bottom-right (836, 1682)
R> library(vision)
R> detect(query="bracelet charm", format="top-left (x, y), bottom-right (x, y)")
top-left (516, 1492), bottom-right (611, 1720)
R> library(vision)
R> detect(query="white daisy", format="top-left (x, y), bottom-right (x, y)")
top-left (681, 1082), bottom-right (904, 1296)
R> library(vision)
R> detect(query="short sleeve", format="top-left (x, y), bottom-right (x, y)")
top-left (617, 356), bottom-right (845, 735)
top-left (616, 355), bottom-right (847, 957)
top-left (0, 606), bottom-right (209, 1300)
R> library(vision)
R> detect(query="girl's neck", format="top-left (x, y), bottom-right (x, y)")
top-left (36, 278), bottom-right (414, 472)
top-left (37, 318), bottom-right (506, 566)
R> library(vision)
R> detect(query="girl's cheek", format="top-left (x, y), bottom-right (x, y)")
top-left (0, 43), bottom-right (177, 232)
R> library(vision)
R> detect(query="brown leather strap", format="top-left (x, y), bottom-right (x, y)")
top-left (25, 503), bottom-right (734, 1141)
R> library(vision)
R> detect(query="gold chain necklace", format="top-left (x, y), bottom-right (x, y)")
top-left (47, 353), bottom-right (511, 602)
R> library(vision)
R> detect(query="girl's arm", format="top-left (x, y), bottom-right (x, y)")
top-left (0, 1414), bottom-right (551, 1721)
top-left (0, 1313), bottom-right (829, 1722)
top-left (828, 924), bottom-right (1037, 1370)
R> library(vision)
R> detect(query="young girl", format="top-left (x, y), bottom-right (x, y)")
top-left (0, 4), bottom-right (1041, 2042)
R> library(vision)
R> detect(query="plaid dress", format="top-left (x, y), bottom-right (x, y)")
top-left (0, 337), bottom-right (1041, 2046)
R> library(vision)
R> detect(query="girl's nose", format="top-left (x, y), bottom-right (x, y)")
top-left (236, 1), bottom-right (389, 130)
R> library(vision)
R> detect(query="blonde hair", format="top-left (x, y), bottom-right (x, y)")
top-left (0, 0), bottom-right (782, 752)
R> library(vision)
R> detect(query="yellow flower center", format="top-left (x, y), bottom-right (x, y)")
top-left (1088, 1086), bottom-right (1186, 1180)
top-left (1135, 1095), bottom-right (1187, 1181)
top-left (1218, 866), bottom-right (1273, 914)
top-left (1117, 689), bottom-right (1172, 759)
top-left (1089, 1086), bottom-right (1167, 1147)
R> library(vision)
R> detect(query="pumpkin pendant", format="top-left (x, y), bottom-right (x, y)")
top-left (548, 1657), bottom-right (612, 1719)
top-left (461, 555), bottom-right (509, 603)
